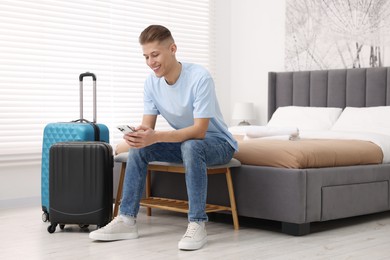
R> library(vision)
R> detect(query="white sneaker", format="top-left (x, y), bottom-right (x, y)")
top-left (89, 215), bottom-right (139, 241)
top-left (178, 222), bottom-right (207, 250)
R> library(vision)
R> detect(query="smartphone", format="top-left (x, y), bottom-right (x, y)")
top-left (117, 125), bottom-right (136, 134)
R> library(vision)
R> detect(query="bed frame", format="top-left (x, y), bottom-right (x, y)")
top-left (150, 67), bottom-right (390, 236)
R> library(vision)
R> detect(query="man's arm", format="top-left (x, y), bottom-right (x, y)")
top-left (141, 114), bottom-right (157, 129)
top-left (126, 117), bottom-right (209, 148)
top-left (154, 117), bottom-right (209, 142)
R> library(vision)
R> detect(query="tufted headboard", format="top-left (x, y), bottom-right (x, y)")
top-left (268, 67), bottom-right (390, 120)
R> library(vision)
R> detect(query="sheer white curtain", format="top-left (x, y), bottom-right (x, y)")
top-left (0, 0), bottom-right (215, 167)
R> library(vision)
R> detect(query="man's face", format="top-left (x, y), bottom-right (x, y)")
top-left (142, 40), bottom-right (176, 78)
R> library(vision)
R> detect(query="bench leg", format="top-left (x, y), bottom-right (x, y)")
top-left (146, 169), bottom-right (152, 216)
top-left (225, 168), bottom-right (239, 230)
top-left (113, 163), bottom-right (126, 218)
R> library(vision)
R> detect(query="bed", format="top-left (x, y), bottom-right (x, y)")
top-left (140, 66), bottom-right (390, 236)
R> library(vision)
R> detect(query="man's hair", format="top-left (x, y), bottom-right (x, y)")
top-left (139, 25), bottom-right (174, 45)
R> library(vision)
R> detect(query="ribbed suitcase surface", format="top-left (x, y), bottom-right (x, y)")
top-left (47, 142), bottom-right (113, 233)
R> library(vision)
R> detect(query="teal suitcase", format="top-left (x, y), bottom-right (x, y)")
top-left (41, 72), bottom-right (109, 222)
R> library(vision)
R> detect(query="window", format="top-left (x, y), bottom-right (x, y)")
top-left (0, 0), bottom-right (215, 167)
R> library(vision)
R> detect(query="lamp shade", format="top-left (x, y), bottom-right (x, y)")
top-left (232, 102), bottom-right (255, 121)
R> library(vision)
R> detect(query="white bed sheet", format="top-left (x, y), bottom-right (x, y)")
top-left (300, 130), bottom-right (390, 164)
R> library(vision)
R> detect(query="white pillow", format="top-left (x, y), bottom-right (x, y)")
top-left (331, 106), bottom-right (390, 136)
top-left (267, 106), bottom-right (343, 131)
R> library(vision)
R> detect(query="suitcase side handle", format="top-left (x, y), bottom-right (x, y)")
top-left (79, 72), bottom-right (97, 123)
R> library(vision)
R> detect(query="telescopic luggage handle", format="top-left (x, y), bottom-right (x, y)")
top-left (79, 72), bottom-right (97, 123)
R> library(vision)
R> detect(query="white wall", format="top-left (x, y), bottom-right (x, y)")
top-left (0, 164), bottom-right (41, 207)
top-left (0, 0), bottom-right (286, 206)
top-left (229, 0), bottom-right (285, 125)
top-left (214, 0), bottom-right (232, 124)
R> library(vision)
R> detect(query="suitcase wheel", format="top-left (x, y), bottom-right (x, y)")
top-left (42, 212), bottom-right (49, 222)
top-left (60, 224), bottom-right (65, 230)
top-left (47, 224), bottom-right (57, 234)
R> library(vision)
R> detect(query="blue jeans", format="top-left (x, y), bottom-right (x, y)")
top-left (120, 136), bottom-right (235, 222)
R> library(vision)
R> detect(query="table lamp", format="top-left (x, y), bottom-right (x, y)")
top-left (232, 102), bottom-right (255, 125)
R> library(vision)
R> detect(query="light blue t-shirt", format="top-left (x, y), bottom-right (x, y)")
top-left (143, 62), bottom-right (238, 151)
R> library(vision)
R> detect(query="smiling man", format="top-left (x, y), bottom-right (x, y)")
top-left (89, 25), bottom-right (238, 251)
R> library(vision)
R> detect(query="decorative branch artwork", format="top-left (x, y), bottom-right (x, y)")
top-left (285, 0), bottom-right (390, 70)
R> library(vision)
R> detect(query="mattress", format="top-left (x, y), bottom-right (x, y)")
top-left (233, 139), bottom-right (383, 169)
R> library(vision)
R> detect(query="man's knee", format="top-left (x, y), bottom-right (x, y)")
top-left (181, 139), bottom-right (202, 152)
top-left (180, 140), bottom-right (206, 160)
top-left (127, 147), bottom-right (146, 162)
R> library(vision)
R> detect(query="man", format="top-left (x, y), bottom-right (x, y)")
top-left (89, 25), bottom-right (238, 251)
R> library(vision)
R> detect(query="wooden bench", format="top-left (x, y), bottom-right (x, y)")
top-left (113, 153), bottom-right (241, 229)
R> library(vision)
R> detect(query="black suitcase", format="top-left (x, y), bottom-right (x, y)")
top-left (47, 141), bottom-right (113, 233)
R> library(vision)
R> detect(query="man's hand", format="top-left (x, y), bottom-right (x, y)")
top-left (123, 116), bottom-right (209, 148)
top-left (124, 125), bottom-right (156, 148)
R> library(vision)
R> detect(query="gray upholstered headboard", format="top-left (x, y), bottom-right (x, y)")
top-left (268, 67), bottom-right (390, 120)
